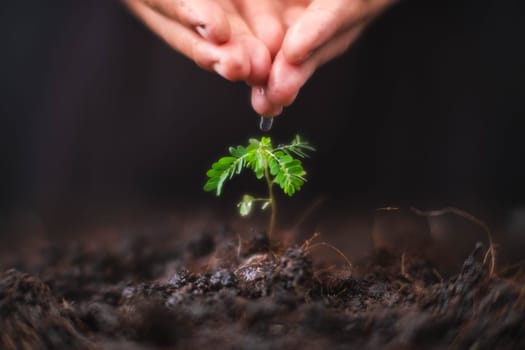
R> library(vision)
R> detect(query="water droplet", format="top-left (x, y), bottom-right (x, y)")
top-left (259, 116), bottom-right (273, 132)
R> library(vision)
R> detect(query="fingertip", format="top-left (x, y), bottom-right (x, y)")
top-left (215, 44), bottom-right (250, 81)
top-left (251, 87), bottom-right (283, 117)
top-left (266, 53), bottom-right (305, 107)
top-left (251, 87), bottom-right (270, 115)
top-left (268, 83), bottom-right (299, 107)
top-left (191, 38), bottom-right (219, 71)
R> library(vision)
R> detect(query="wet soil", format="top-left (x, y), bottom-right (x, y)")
top-left (1, 207), bottom-right (524, 350)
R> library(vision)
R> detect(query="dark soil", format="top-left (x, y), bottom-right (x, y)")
top-left (1, 207), bottom-right (524, 350)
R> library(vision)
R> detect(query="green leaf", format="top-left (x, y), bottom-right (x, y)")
top-left (203, 179), bottom-right (218, 192)
top-left (268, 157), bottom-right (280, 176)
top-left (229, 145), bottom-right (247, 158)
top-left (204, 154), bottom-right (246, 196)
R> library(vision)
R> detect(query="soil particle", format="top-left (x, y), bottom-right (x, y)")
top-left (166, 269), bottom-right (189, 289)
top-left (274, 246), bottom-right (313, 295)
top-left (209, 269), bottom-right (237, 289)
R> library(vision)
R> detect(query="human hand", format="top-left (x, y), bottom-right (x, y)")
top-left (250, 0), bottom-right (399, 117)
top-left (122, 0), bottom-right (398, 118)
top-left (121, 0), bottom-right (284, 86)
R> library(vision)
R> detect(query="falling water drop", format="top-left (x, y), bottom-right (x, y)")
top-left (259, 116), bottom-right (273, 132)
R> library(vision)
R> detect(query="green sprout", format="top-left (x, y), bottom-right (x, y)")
top-left (203, 134), bottom-right (315, 242)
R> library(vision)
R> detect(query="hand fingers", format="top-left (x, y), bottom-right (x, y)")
top-left (213, 1), bottom-right (273, 84)
top-left (140, 0), bottom-right (231, 43)
top-left (240, 35), bottom-right (272, 86)
top-left (126, 0), bottom-right (273, 83)
top-left (124, 0), bottom-right (251, 81)
top-left (265, 25), bottom-right (366, 108)
top-left (233, 0), bottom-right (285, 57)
top-left (250, 86), bottom-right (283, 117)
top-left (282, 0), bottom-right (394, 64)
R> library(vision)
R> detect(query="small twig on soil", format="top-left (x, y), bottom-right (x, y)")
top-left (234, 253), bottom-right (273, 275)
top-left (400, 252), bottom-right (413, 281)
top-left (302, 232), bottom-right (353, 272)
top-left (301, 232), bottom-right (321, 251)
top-left (409, 206), bottom-right (497, 278)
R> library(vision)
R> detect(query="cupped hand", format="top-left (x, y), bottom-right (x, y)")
top-left (250, 0), bottom-right (399, 117)
top-left (122, 0), bottom-right (285, 86)
top-left (122, 0), bottom-right (398, 118)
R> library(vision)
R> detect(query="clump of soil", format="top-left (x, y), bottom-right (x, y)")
top-left (1, 214), bottom-right (524, 350)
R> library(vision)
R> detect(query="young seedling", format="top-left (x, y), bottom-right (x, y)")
top-left (203, 134), bottom-right (315, 245)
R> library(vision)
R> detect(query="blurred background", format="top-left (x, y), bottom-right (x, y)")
top-left (1, 0), bottom-right (524, 257)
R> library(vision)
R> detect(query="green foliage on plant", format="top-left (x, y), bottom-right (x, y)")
top-left (204, 135), bottom-right (314, 198)
top-left (203, 134), bottom-right (315, 240)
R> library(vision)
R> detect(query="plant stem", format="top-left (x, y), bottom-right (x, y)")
top-left (264, 165), bottom-right (276, 243)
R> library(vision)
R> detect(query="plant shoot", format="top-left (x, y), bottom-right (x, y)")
top-left (203, 134), bottom-right (315, 241)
